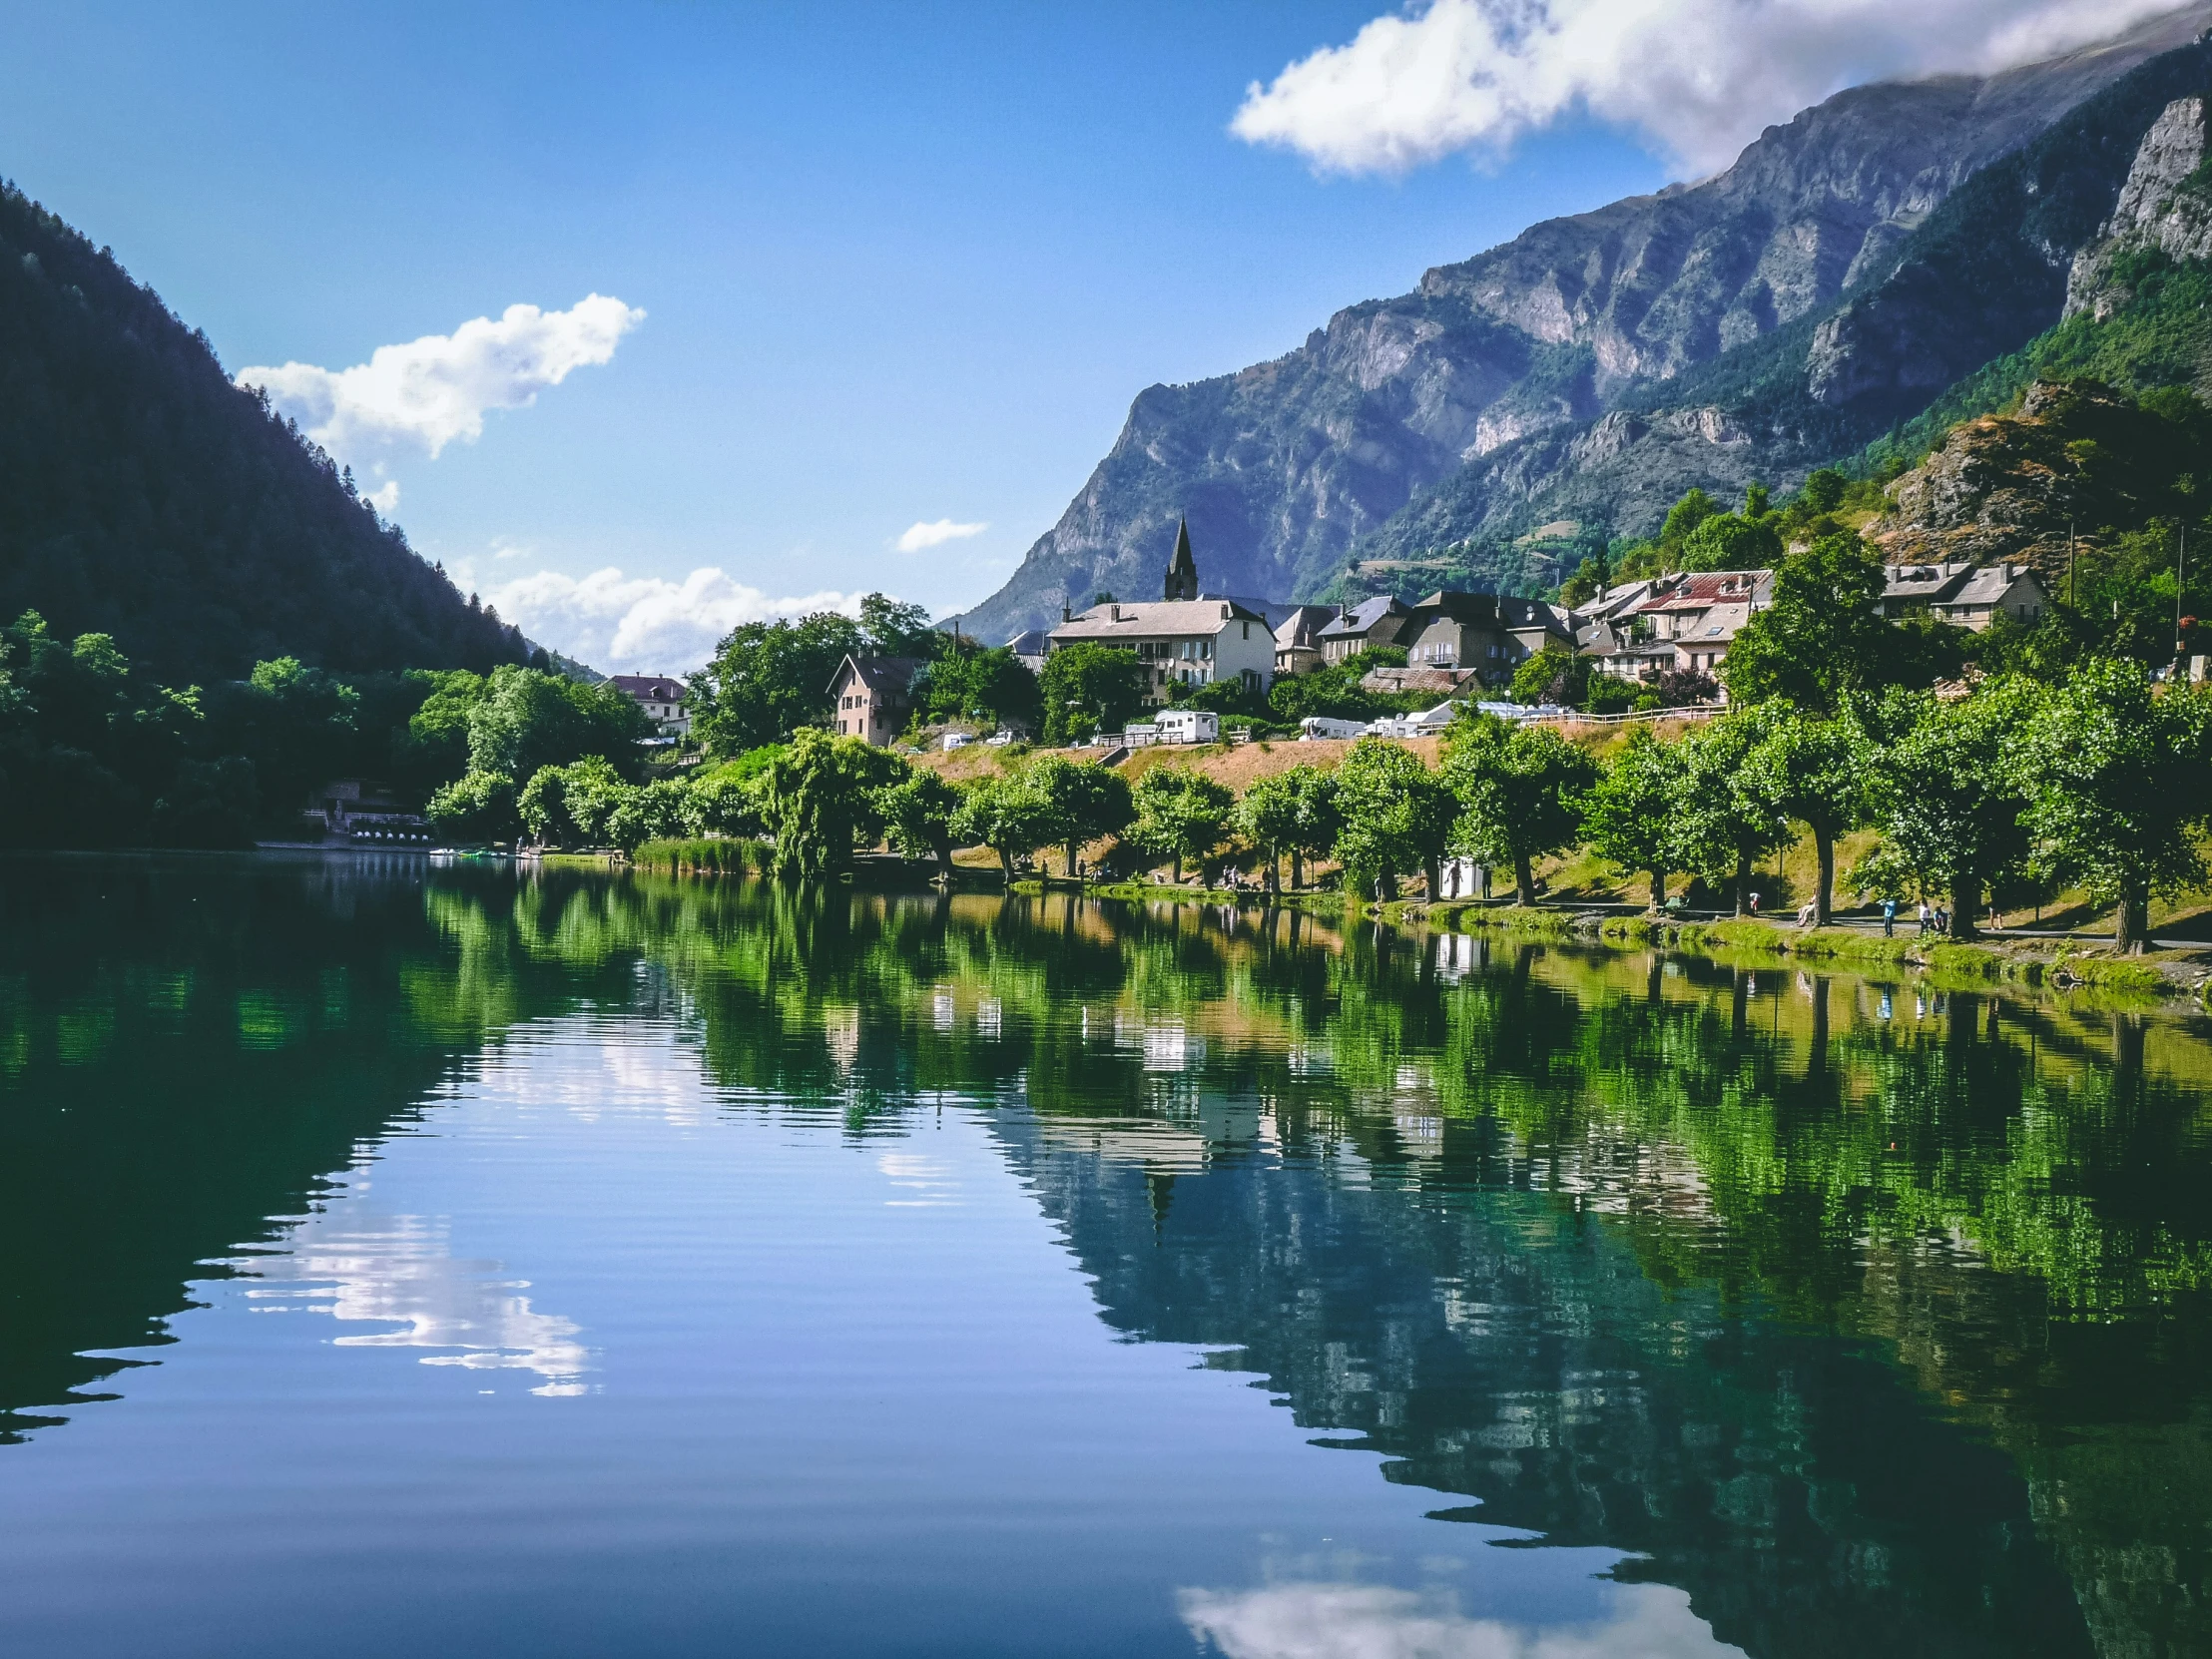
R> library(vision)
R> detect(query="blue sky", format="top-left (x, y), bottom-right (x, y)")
top-left (0, 0), bottom-right (2154, 669)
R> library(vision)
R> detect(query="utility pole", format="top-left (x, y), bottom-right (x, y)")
top-left (2178, 525), bottom-right (2188, 665)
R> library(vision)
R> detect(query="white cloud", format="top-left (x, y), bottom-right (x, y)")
top-left (895, 518), bottom-right (990, 553)
top-left (1177, 1580), bottom-right (1739, 1659)
top-left (1231, 0), bottom-right (2184, 176)
top-left (237, 293), bottom-right (644, 461)
top-left (476, 564), bottom-right (863, 673)
top-left (365, 479), bottom-right (401, 514)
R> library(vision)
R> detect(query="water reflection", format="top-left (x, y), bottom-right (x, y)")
top-left (1179, 1580), bottom-right (1734, 1659)
top-left (4, 857), bottom-right (2212, 1657)
top-left (234, 1207), bottom-right (592, 1395)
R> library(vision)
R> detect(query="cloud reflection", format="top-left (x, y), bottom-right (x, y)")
top-left (236, 1212), bottom-right (592, 1396)
top-left (1178, 1581), bottom-right (1739, 1659)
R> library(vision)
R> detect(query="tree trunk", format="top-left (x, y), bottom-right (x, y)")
top-left (998, 844), bottom-right (1014, 878)
top-left (1170, 852), bottom-right (1182, 884)
top-left (1947, 873), bottom-right (1980, 940)
top-left (1734, 846), bottom-right (1753, 917)
top-left (935, 842), bottom-right (953, 879)
top-left (1424, 855), bottom-right (1442, 900)
top-left (2115, 883), bottom-right (2149, 953)
top-left (1266, 852), bottom-right (1281, 894)
top-left (1514, 851), bottom-right (1536, 906)
top-left (1290, 850), bottom-right (1304, 890)
top-left (1647, 867), bottom-right (1666, 914)
top-left (1065, 840), bottom-right (1079, 879)
top-left (1814, 826), bottom-right (1835, 926)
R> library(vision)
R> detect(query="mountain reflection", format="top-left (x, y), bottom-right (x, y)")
top-left (5, 857), bottom-right (2212, 1658)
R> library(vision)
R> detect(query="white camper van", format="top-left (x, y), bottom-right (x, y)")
top-left (1155, 709), bottom-right (1219, 745)
top-left (1299, 716), bottom-right (1366, 741)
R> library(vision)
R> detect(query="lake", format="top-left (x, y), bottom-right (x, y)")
top-left (2, 854), bottom-right (2209, 1658)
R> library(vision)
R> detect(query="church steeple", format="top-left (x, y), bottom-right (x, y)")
top-left (1163, 517), bottom-right (1199, 602)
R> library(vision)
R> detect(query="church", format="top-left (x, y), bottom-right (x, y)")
top-left (1044, 519), bottom-right (1277, 705)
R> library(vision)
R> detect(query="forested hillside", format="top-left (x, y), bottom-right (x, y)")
top-left (0, 182), bottom-right (529, 683)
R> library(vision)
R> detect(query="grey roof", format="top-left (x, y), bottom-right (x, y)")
top-left (827, 654), bottom-right (922, 695)
top-left (1316, 596), bottom-right (1409, 642)
top-left (1883, 561), bottom-right (1974, 602)
top-left (1273, 604), bottom-right (1339, 648)
top-left (1940, 564), bottom-right (2043, 607)
top-left (1049, 599), bottom-right (1270, 642)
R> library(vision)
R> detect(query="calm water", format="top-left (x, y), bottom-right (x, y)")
top-left (4, 858), bottom-right (2212, 1658)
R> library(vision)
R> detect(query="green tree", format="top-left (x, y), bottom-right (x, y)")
top-left (1129, 767), bottom-right (1235, 884)
top-left (1678, 508), bottom-right (1783, 573)
top-left (1582, 726), bottom-right (1687, 910)
top-left (683, 768), bottom-right (769, 838)
top-left (923, 646), bottom-right (1044, 735)
top-left (1334, 738), bottom-right (1456, 899)
top-left (2012, 658), bottom-right (2212, 951)
top-left (1028, 755), bottom-right (1135, 875)
top-left (1238, 764), bottom-right (1344, 889)
top-left (1673, 707), bottom-right (1790, 915)
top-left (762, 728), bottom-right (906, 879)
top-left (606, 778), bottom-right (698, 850)
top-left (517, 756), bottom-right (634, 847)
top-left (950, 770), bottom-right (1060, 877)
top-left (1439, 716), bottom-right (1597, 904)
top-left (1510, 647), bottom-right (1588, 708)
top-left (425, 770), bottom-right (518, 843)
top-left (1741, 706), bottom-right (1869, 924)
top-left (858, 592), bottom-right (943, 660)
top-left (690, 611), bottom-right (868, 755)
top-left (1868, 681), bottom-right (2039, 937)
top-left (1719, 534), bottom-right (1895, 710)
top-left (467, 665), bottom-right (651, 782)
top-left (399, 669), bottom-right (487, 793)
top-left (1659, 488), bottom-right (1721, 560)
top-left (874, 769), bottom-right (963, 876)
top-left (1039, 643), bottom-right (1148, 746)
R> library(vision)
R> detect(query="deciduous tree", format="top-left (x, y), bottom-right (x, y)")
top-left (2012, 657), bottom-right (2212, 951)
top-left (1439, 716), bottom-right (1597, 904)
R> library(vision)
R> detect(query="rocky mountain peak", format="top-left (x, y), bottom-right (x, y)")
top-left (958, 5), bottom-right (2212, 641)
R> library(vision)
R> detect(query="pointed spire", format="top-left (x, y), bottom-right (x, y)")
top-left (1163, 517), bottom-right (1199, 601)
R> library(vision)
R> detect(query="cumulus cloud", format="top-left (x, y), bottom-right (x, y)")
top-left (1177, 1580), bottom-right (1734, 1659)
top-left (364, 478), bottom-right (401, 514)
top-left (238, 293), bottom-right (644, 461)
top-left (895, 518), bottom-right (990, 553)
top-left (1231, 0), bottom-right (2183, 176)
top-left (476, 564), bottom-right (862, 673)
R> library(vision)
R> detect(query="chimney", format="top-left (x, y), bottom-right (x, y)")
top-left (1110, 604), bottom-right (1121, 622)
top-left (1062, 599), bottom-right (1072, 623)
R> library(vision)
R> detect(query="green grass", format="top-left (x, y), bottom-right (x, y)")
top-left (630, 837), bottom-right (763, 875)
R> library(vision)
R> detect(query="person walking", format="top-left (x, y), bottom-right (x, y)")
top-left (1933, 903), bottom-right (1948, 935)
top-left (1747, 890), bottom-right (1761, 915)
top-left (1883, 897), bottom-right (1897, 937)
top-left (1917, 899), bottom-right (1933, 936)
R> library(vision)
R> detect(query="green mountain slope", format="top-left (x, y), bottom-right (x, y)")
top-left (0, 183), bottom-right (529, 683)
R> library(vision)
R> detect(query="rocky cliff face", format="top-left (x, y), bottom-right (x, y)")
top-left (2067, 95), bottom-right (2212, 319)
top-left (961, 5), bottom-right (2212, 639)
top-left (1870, 378), bottom-right (2196, 572)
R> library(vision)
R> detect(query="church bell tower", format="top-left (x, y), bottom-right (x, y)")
top-left (1162, 517), bottom-right (1199, 602)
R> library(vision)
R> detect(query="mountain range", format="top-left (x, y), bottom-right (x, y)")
top-left (961, 3), bottom-right (2212, 639)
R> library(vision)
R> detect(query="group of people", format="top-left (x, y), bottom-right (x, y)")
top-left (1878, 898), bottom-right (1952, 936)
